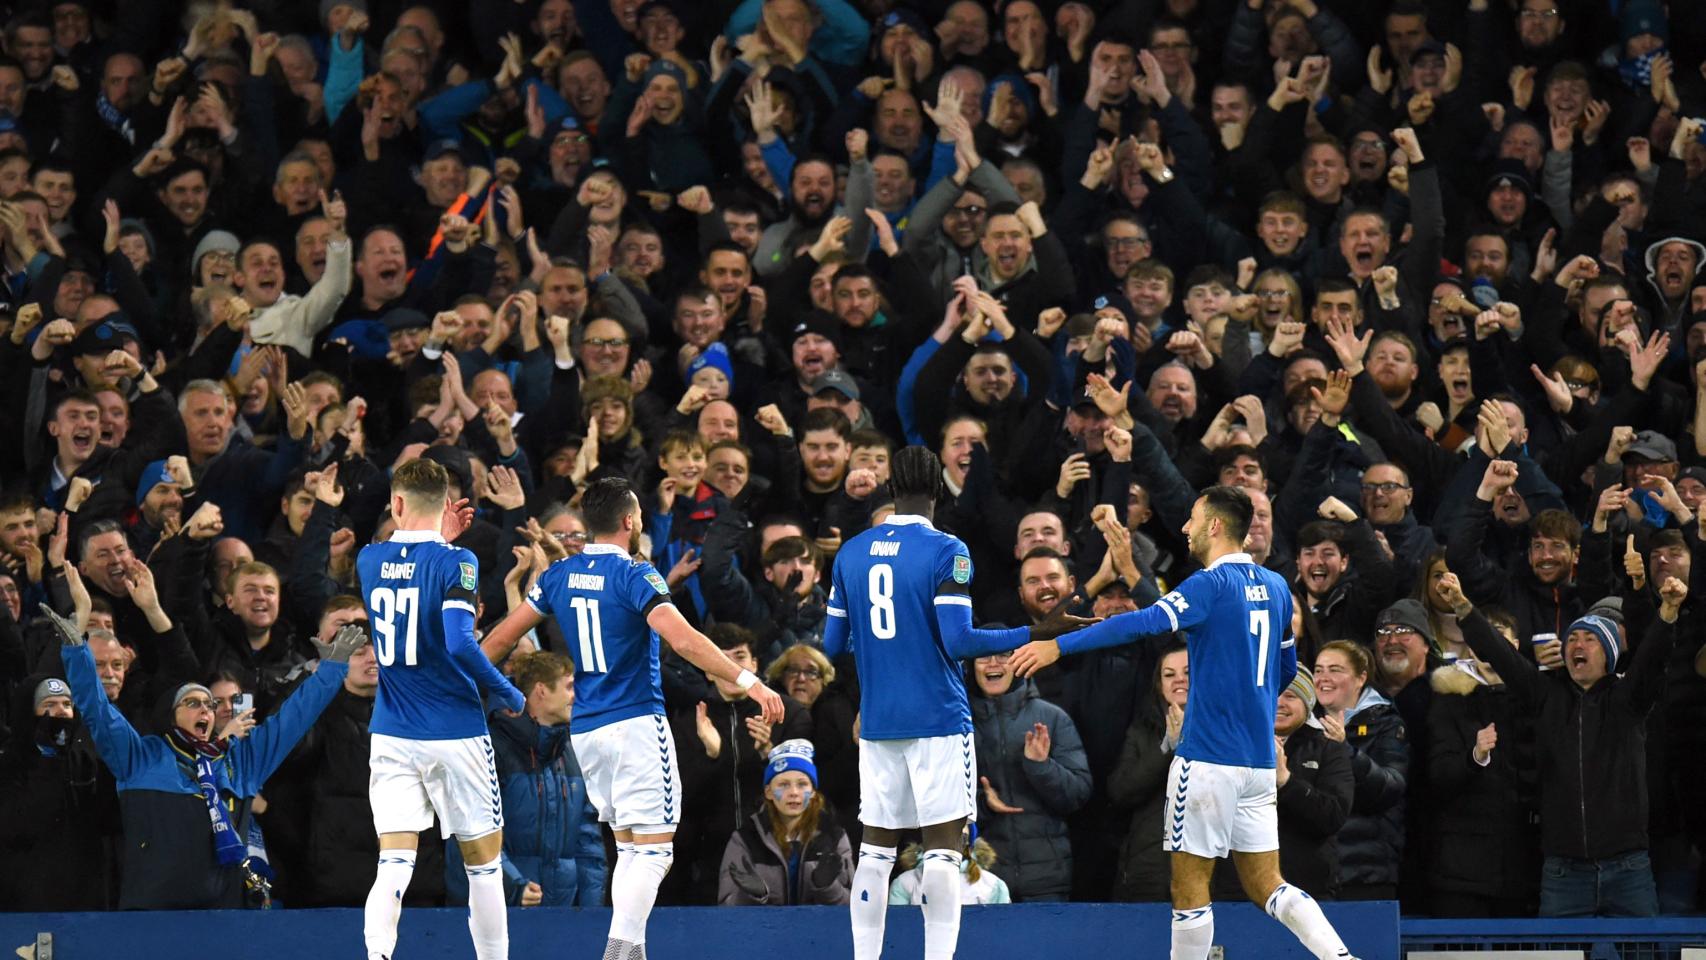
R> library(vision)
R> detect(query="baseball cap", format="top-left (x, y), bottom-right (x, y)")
top-left (382, 307), bottom-right (431, 333)
top-left (1626, 430), bottom-right (1678, 463)
top-left (69, 319), bottom-right (139, 357)
top-left (810, 368), bottom-right (860, 401)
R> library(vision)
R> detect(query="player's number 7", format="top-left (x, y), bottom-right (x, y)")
top-left (1250, 609), bottom-right (1270, 687)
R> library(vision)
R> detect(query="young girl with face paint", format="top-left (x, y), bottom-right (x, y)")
top-left (717, 739), bottom-right (854, 905)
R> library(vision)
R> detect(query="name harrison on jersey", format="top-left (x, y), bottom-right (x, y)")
top-left (567, 572), bottom-right (607, 591)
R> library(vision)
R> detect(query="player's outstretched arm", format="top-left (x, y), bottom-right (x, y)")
top-left (445, 604), bottom-right (527, 713)
top-left (647, 603), bottom-right (786, 723)
top-left (934, 597), bottom-right (1031, 660)
top-left (482, 603), bottom-right (546, 665)
top-left (1011, 597), bottom-right (1171, 677)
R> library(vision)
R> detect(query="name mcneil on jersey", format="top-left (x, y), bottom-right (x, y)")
top-left (870, 541), bottom-right (902, 557)
top-left (567, 573), bottom-right (606, 591)
top-left (380, 562), bottom-right (417, 580)
top-left (1246, 584), bottom-right (1271, 602)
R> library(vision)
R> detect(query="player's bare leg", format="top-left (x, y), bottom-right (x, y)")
top-left (365, 833), bottom-right (419, 960)
top-left (1233, 850), bottom-right (1354, 960)
top-left (1169, 851), bottom-right (1219, 960)
top-left (917, 818), bottom-right (969, 960)
top-left (851, 825), bottom-right (901, 960)
top-left (605, 827), bottom-right (675, 960)
top-left (460, 830), bottom-right (510, 960)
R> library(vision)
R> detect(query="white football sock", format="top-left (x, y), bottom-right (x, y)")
top-left (1266, 882), bottom-right (1352, 959)
top-left (611, 841), bottom-right (673, 945)
top-left (464, 856), bottom-right (508, 960)
top-left (363, 849), bottom-right (416, 960)
top-left (919, 849), bottom-right (963, 960)
top-left (851, 843), bottom-right (897, 960)
top-left (1170, 905), bottom-right (1214, 960)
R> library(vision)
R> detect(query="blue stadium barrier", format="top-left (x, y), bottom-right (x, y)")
top-left (1402, 917), bottom-right (1706, 959)
top-left (0, 902), bottom-right (1401, 959)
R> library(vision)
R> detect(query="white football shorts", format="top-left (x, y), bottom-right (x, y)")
top-left (571, 713), bottom-right (682, 834)
top-left (369, 733), bottom-right (503, 840)
top-left (1162, 755), bottom-right (1278, 858)
top-left (859, 732), bottom-right (977, 830)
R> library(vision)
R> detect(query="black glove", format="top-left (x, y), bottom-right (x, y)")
top-left (810, 850), bottom-right (844, 889)
top-left (730, 857), bottom-right (768, 901)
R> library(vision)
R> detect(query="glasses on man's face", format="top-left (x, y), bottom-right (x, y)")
top-left (1351, 138), bottom-right (1387, 152)
top-left (1107, 236), bottom-right (1151, 249)
top-left (1360, 482), bottom-right (1410, 494)
top-left (584, 337), bottom-right (629, 350)
top-left (781, 667), bottom-right (822, 681)
top-left (551, 531), bottom-right (589, 543)
top-left (1518, 8), bottom-right (1559, 19)
top-left (179, 697), bottom-right (216, 712)
top-left (947, 204), bottom-right (986, 218)
top-left (1564, 379), bottom-right (1596, 392)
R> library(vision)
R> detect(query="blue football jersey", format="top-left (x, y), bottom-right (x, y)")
top-left (359, 531), bottom-right (491, 740)
top-left (825, 515), bottom-right (979, 740)
top-left (1060, 553), bottom-right (1294, 768)
top-left (527, 543), bottom-right (672, 734)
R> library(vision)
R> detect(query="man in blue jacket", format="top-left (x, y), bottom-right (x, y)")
top-left (46, 565), bottom-right (359, 910)
top-left (448, 650), bottom-right (606, 907)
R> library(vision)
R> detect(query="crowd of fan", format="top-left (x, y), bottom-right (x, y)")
top-left (0, 0), bottom-right (1702, 922)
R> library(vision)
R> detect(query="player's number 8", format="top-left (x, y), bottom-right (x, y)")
top-left (869, 563), bottom-right (896, 639)
top-left (370, 586), bottom-right (420, 667)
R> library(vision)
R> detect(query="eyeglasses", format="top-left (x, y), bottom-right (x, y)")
top-left (551, 531), bottom-right (589, 543)
top-left (584, 337), bottom-right (629, 349)
top-left (1350, 138), bottom-right (1387, 152)
top-left (178, 697), bottom-right (216, 711)
top-left (1150, 41), bottom-right (1192, 52)
top-left (1107, 236), bottom-right (1151, 249)
top-left (1518, 8), bottom-right (1559, 19)
top-left (1257, 290), bottom-right (1290, 300)
top-left (1375, 626), bottom-right (1417, 639)
top-left (1564, 380), bottom-right (1596, 391)
top-left (947, 204), bottom-right (986, 217)
top-left (1360, 482), bottom-right (1410, 494)
top-left (781, 667), bottom-right (822, 681)
top-left (202, 251), bottom-right (236, 263)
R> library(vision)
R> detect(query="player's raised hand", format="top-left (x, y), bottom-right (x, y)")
top-left (1028, 598), bottom-right (1101, 644)
top-left (747, 679), bottom-right (785, 724)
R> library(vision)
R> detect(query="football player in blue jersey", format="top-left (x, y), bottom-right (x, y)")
top-left (356, 458), bottom-right (528, 960)
top-left (826, 446), bottom-right (1091, 960)
top-left (1012, 485), bottom-right (1359, 960)
top-left (483, 477), bottom-right (784, 960)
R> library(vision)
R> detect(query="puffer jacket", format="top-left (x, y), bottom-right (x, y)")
top-left (0, 672), bottom-right (118, 910)
top-left (1333, 685), bottom-right (1409, 891)
top-left (970, 678), bottom-right (1092, 901)
top-left (717, 804), bottom-right (852, 905)
top-left (1425, 663), bottom-right (1540, 906)
top-left (1458, 604), bottom-right (1675, 860)
top-left (476, 710), bottom-right (605, 906)
top-left (1105, 705), bottom-right (1172, 902)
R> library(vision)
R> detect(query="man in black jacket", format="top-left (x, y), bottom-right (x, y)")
top-left (1441, 495), bottom-right (1679, 918)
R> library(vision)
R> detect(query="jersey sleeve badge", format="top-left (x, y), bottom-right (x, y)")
top-left (644, 571), bottom-right (669, 594)
top-left (952, 555), bottom-right (971, 583)
top-left (459, 562), bottom-right (478, 591)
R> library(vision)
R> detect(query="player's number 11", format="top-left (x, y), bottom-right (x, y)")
top-left (570, 597), bottom-right (610, 673)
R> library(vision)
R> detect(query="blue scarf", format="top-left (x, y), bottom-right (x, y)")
top-left (94, 93), bottom-right (134, 144)
top-left (1618, 47), bottom-right (1665, 90)
top-left (171, 729), bottom-right (247, 868)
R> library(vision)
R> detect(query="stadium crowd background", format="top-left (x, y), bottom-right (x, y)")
top-left (0, 0), bottom-right (1702, 922)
